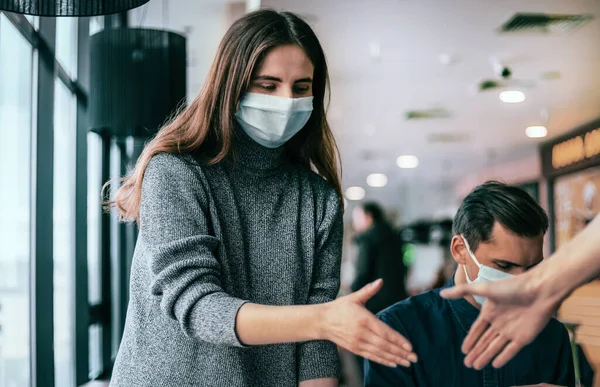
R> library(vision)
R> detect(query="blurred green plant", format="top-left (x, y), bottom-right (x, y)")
top-left (563, 321), bottom-right (583, 387)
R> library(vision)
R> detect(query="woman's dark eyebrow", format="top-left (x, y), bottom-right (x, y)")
top-left (252, 75), bottom-right (313, 83)
top-left (254, 75), bottom-right (282, 82)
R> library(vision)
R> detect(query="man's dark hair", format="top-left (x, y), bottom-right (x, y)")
top-left (362, 202), bottom-right (385, 222)
top-left (453, 181), bottom-right (549, 251)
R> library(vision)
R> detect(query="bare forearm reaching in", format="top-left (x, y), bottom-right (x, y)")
top-left (441, 215), bottom-right (600, 369)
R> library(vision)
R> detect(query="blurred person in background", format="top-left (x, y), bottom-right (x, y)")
top-left (365, 181), bottom-right (593, 387)
top-left (430, 257), bottom-right (457, 290)
top-left (107, 10), bottom-right (416, 387)
top-left (351, 202), bottom-right (409, 380)
top-left (428, 233), bottom-right (457, 290)
top-left (351, 202), bottom-right (408, 314)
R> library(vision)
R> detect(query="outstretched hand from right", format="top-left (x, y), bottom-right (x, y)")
top-left (441, 272), bottom-right (560, 369)
top-left (321, 279), bottom-right (418, 368)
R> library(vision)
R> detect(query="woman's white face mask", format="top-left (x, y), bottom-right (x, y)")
top-left (235, 93), bottom-right (313, 149)
top-left (461, 235), bottom-right (514, 306)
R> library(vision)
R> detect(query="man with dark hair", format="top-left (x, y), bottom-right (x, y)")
top-left (365, 181), bottom-right (593, 387)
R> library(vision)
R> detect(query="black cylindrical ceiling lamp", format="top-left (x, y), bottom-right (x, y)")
top-left (90, 28), bottom-right (186, 138)
top-left (0, 0), bottom-right (150, 16)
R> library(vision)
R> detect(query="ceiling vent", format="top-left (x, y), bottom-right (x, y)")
top-left (405, 108), bottom-right (450, 120)
top-left (477, 78), bottom-right (535, 92)
top-left (500, 13), bottom-right (593, 35)
top-left (427, 133), bottom-right (469, 144)
top-left (360, 150), bottom-right (377, 161)
top-left (540, 71), bottom-right (561, 80)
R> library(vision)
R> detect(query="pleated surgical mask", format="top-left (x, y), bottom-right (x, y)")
top-left (461, 235), bottom-right (514, 306)
top-left (235, 93), bottom-right (313, 149)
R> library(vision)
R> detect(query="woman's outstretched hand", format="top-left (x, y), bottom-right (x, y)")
top-left (440, 272), bottom-right (561, 369)
top-left (320, 279), bottom-right (418, 368)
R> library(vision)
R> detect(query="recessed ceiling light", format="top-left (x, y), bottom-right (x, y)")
top-left (526, 125), bottom-right (547, 138)
top-left (345, 186), bottom-right (366, 201)
top-left (367, 173), bottom-right (388, 188)
top-left (438, 53), bottom-right (453, 66)
top-left (369, 42), bottom-right (381, 59)
top-left (365, 124), bottom-right (376, 136)
top-left (396, 155), bottom-right (419, 169)
top-left (499, 90), bottom-right (525, 103)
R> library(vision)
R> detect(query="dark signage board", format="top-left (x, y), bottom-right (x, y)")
top-left (540, 117), bottom-right (600, 253)
top-left (540, 118), bottom-right (600, 179)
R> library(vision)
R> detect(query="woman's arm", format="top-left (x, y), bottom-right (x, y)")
top-left (299, 378), bottom-right (337, 387)
top-left (142, 154), bottom-right (416, 366)
top-left (441, 214), bottom-right (600, 369)
top-left (537, 213), bottom-right (600, 300)
top-left (142, 154), bottom-right (247, 346)
top-left (236, 280), bottom-right (416, 367)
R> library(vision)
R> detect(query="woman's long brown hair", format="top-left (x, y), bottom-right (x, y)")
top-left (108, 10), bottom-right (343, 222)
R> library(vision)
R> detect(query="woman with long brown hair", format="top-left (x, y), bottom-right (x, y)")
top-left (109, 9), bottom-right (416, 387)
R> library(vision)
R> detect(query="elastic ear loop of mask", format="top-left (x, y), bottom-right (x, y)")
top-left (461, 235), bottom-right (481, 282)
top-left (461, 235), bottom-right (481, 267)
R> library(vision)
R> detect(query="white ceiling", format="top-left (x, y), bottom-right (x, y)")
top-left (261, 0), bottom-right (600, 220)
top-left (139, 0), bottom-right (600, 222)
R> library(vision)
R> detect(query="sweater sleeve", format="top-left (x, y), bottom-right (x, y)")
top-left (140, 153), bottom-right (248, 347)
top-left (298, 187), bottom-right (343, 382)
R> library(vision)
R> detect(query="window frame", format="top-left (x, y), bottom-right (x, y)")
top-left (1, 12), bottom-right (91, 387)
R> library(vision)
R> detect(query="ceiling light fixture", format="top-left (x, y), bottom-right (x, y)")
top-left (499, 90), bottom-right (525, 103)
top-left (396, 155), bottom-right (419, 169)
top-left (0, 0), bottom-right (150, 16)
top-left (364, 124), bottom-right (376, 136)
top-left (345, 186), bottom-right (366, 201)
top-left (90, 29), bottom-right (186, 138)
top-left (367, 173), bottom-right (388, 188)
top-left (526, 125), bottom-right (548, 138)
top-left (369, 42), bottom-right (381, 59)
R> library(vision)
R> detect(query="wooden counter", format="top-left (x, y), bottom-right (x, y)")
top-left (558, 280), bottom-right (600, 386)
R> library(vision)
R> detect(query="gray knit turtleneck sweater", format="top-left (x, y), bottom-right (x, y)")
top-left (110, 135), bottom-right (343, 387)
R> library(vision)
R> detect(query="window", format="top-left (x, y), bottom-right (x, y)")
top-left (88, 133), bottom-right (103, 307)
top-left (53, 78), bottom-right (77, 387)
top-left (24, 15), bottom-right (37, 29)
top-left (87, 132), bottom-right (103, 378)
top-left (0, 13), bottom-right (34, 387)
top-left (55, 18), bottom-right (78, 78)
top-left (0, 12), bottom-right (97, 387)
top-left (89, 16), bottom-right (104, 36)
